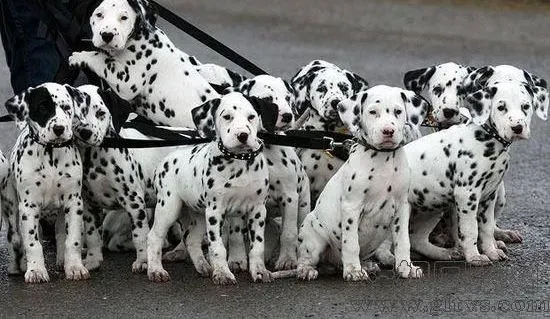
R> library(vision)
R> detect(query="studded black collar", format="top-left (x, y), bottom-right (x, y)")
top-left (217, 140), bottom-right (264, 161)
top-left (481, 121), bottom-right (512, 148)
top-left (28, 126), bottom-right (73, 148)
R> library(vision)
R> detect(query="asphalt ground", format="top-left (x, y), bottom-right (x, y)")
top-left (0, 0), bottom-right (549, 318)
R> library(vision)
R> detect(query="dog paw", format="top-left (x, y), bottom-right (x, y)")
top-left (132, 260), bottom-right (148, 273)
top-left (84, 256), bottom-right (103, 271)
top-left (484, 248), bottom-right (508, 262)
top-left (397, 264), bottom-right (423, 279)
top-left (448, 247), bottom-right (463, 260)
top-left (25, 267), bottom-right (50, 283)
top-left (362, 261), bottom-right (381, 275)
top-left (148, 268), bottom-right (171, 282)
top-left (228, 259), bottom-right (248, 273)
top-left (65, 264), bottom-right (91, 281)
top-left (343, 265), bottom-right (369, 282)
top-left (297, 264), bottom-right (318, 281)
top-left (162, 249), bottom-right (188, 263)
top-left (211, 268), bottom-right (237, 285)
top-left (466, 254), bottom-right (493, 266)
top-left (495, 240), bottom-right (507, 251)
top-left (250, 266), bottom-right (273, 283)
top-left (275, 254), bottom-right (298, 271)
top-left (495, 229), bottom-right (523, 244)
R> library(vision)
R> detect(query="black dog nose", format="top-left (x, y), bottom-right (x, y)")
top-left (281, 113), bottom-right (293, 123)
top-left (79, 128), bottom-right (93, 141)
top-left (382, 128), bottom-right (395, 137)
top-left (330, 99), bottom-right (341, 109)
top-left (237, 132), bottom-right (249, 143)
top-left (511, 124), bottom-right (523, 134)
top-left (442, 108), bottom-right (459, 119)
top-left (53, 125), bottom-right (65, 137)
top-left (101, 32), bottom-right (114, 43)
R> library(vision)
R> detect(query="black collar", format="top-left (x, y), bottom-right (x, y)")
top-left (28, 127), bottom-right (73, 148)
top-left (217, 140), bottom-right (264, 161)
top-left (481, 122), bottom-right (512, 148)
top-left (355, 138), bottom-right (403, 153)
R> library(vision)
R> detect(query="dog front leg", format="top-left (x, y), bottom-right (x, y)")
top-left (68, 51), bottom-right (139, 101)
top-left (19, 203), bottom-right (49, 283)
top-left (206, 206), bottom-right (236, 285)
top-left (63, 193), bottom-right (90, 280)
top-left (275, 192), bottom-right (299, 270)
top-left (454, 188), bottom-right (491, 266)
top-left (340, 201), bottom-right (368, 281)
top-left (478, 193), bottom-right (508, 262)
top-left (247, 205), bottom-right (272, 283)
top-left (227, 216), bottom-right (248, 273)
top-left (392, 199), bottom-right (423, 279)
top-left (82, 205), bottom-right (104, 272)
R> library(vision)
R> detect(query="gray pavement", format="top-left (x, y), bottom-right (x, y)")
top-left (0, 0), bottom-right (549, 317)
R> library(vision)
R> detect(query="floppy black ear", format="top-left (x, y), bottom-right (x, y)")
top-left (465, 86), bottom-right (497, 125)
top-left (5, 89), bottom-right (30, 123)
top-left (245, 96), bottom-right (279, 133)
top-left (128, 0), bottom-right (157, 39)
top-left (403, 66), bottom-right (436, 93)
top-left (337, 92), bottom-right (364, 138)
top-left (461, 66), bottom-right (495, 96)
top-left (227, 69), bottom-right (246, 87)
top-left (466, 66), bottom-right (477, 74)
top-left (345, 71), bottom-right (369, 93)
top-left (97, 88), bottom-right (133, 133)
top-left (210, 83), bottom-right (232, 95)
top-left (191, 98), bottom-right (221, 138)
top-left (400, 90), bottom-right (430, 129)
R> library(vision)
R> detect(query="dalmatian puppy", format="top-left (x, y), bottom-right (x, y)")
top-left (406, 78), bottom-right (547, 265)
top-left (1, 83), bottom-right (93, 283)
top-left (296, 85), bottom-right (425, 281)
top-left (290, 60), bottom-right (370, 203)
top-left (69, 0), bottom-right (219, 128)
top-left (404, 62), bottom-right (476, 128)
top-left (147, 92), bottom-right (278, 285)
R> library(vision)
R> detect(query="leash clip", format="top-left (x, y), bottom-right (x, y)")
top-left (324, 137), bottom-right (354, 156)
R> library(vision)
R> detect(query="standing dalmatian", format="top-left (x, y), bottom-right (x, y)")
top-left (296, 85), bottom-right (425, 281)
top-left (1, 83), bottom-right (93, 283)
top-left (147, 92), bottom-right (278, 285)
top-left (290, 60), bottom-right (370, 203)
top-left (69, 0), bottom-right (219, 127)
top-left (406, 76), bottom-right (547, 265)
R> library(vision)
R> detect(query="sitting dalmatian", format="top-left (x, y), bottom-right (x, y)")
top-left (290, 60), bottom-right (370, 204)
top-left (406, 74), bottom-right (548, 265)
top-left (69, 0), bottom-right (219, 128)
top-left (147, 92), bottom-right (278, 285)
top-left (296, 85), bottom-right (425, 281)
top-left (1, 83), bottom-right (96, 283)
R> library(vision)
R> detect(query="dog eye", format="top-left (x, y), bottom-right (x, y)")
top-left (248, 114), bottom-right (256, 121)
top-left (497, 105), bottom-right (506, 112)
top-left (395, 109), bottom-right (403, 115)
top-left (222, 114), bottom-right (231, 121)
top-left (96, 110), bottom-right (106, 118)
top-left (96, 12), bottom-right (103, 19)
top-left (522, 104), bottom-right (530, 110)
top-left (120, 16), bottom-right (128, 21)
top-left (369, 110), bottom-right (377, 115)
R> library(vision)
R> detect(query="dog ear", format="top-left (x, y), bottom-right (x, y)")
top-left (97, 88), bottom-right (133, 133)
top-left (128, 0), bottom-right (157, 38)
top-left (227, 69), bottom-right (246, 87)
top-left (283, 80), bottom-right (295, 97)
top-left (191, 98), bottom-right (221, 139)
top-left (245, 96), bottom-right (279, 133)
top-left (5, 89), bottom-right (30, 124)
top-left (521, 70), bottom-right (548, 121)
top-left (464, 86), bottom-right (497, 125)
top-left (466, 66), bottom-right (477, 74)
top-left (337, 92), bottom-right (365, 137)
top-left (461, 66), bottom-right (495, 96)
top-left (400, 90), bottom-right (430, 128)
top-left (210, 83), bottom-right (232, 95)
top-left (345, 71), bottom-right (369, 93)
top-left (403, 66), bottom-right (436, 93)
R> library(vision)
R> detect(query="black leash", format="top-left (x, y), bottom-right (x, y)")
top-left (151, 0), bottom-right (268, 76)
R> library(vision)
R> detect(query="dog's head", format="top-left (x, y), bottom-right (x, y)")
top-left (404, 62), bottom-right (475, 125)
top-left (91, 0), bottom-right (156, 53)
top-left (292, 60), bottom-right (369, 120)
top-left (72, 85), bottom-right (124, 146)
top-left (338, 85), bottom-right (429, 150)
top-left (238, 75), bottom-right (295, 131)
top-left (191, 92), bottom-right (278, 152)
top-left (465, 81), bottom-right (546, 141)
top-left (4, 83), bottom-right (84, 144)
top-left (461, 65), bottom-right (548, 122)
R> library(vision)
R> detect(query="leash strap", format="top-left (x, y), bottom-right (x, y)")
top-left (151, 0), bottom-right (268, 76)
top-left (99, 136), bottom-right (210, 148)
top-left (0, 115), bottom-right (13, 122)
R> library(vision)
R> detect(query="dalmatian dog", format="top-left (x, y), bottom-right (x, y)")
top-left (404, 62), bottom-right (476, 128)
top-left (296, 85), bottom-right (425, 281)
top-left (406, 76), bottom-right (548, 265)
top-left (68, 0), bottom-right (219, 128)
top-left (290, 60), bottom-right (370, 203)
top-left (1, 83), bottom-right (94, 283)
top-left (147, 92), bottom-right (278, 285)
